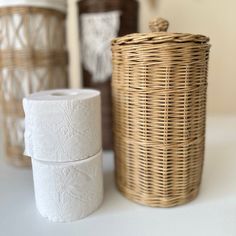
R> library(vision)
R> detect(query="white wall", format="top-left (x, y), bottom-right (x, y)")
top-left (67, 0), bottom-right (81, 88)
top-left (68, 0), bottom-right (236, 114)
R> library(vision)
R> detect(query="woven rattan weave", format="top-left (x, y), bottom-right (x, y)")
top-left (112, 18), bottom-right (210, 207)
top-left (0, 6), bottom-right (68, 167)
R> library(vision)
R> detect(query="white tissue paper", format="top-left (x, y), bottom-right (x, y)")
top-left (0, 0), bottom-right (67, 12)
top-left (32, 150), bottom-right (103, 222)
top-left (23, 89), bottom-right (102, 162)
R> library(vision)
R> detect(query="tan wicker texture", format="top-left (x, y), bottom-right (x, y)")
top-left (0, 6), bottom-right (68, 167)
top-left (112, 18), bottom-right (210, 207)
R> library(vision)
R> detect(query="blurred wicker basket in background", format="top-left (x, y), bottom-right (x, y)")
top-left (112, 18), bottom-right (210, 207)
top-left (0, 6), bottom-right (68, 167)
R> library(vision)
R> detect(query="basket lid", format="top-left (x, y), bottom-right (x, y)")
top-left (112, 17), bottom-right (209, 45)
top-left (0, 0), bottom-right (67, 13)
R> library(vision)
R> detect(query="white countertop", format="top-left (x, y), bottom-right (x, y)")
top-left (0, 116), bottom-right (236, 236)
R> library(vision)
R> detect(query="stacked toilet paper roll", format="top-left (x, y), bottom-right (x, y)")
top-left (23, 89), bottom-right (103, 222)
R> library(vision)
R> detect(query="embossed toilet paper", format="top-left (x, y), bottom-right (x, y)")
top-left (23, 89), bottom-right (102, 162)
top-left (32, 150), bottom-right (103, 222)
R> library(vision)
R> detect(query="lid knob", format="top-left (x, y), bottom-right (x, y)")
top-left (149, 17), bottom-right (169, 32)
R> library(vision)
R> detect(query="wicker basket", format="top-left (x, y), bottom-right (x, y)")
top-left (0, 6), bottom-right (68, 167)
top-left (112, 18), bottom-right (210, 207)
top-left (78, 0), bottom-right (139, 150)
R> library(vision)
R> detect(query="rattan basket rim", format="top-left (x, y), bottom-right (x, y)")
top-left (0, 6), bottom-right (66, 18)
top-left (112, 32), bottom-right (209, 45)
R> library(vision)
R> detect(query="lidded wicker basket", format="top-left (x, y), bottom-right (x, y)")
top-left (0, 4), bottom-right (68, 167)
top-left (112, 18), bottom-right (210, 207)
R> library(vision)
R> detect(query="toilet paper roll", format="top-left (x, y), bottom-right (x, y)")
top-left (32, 150), bottom-right (104, 222)
top-left (0, 0), bottom-right (67, 13)
top-left (23, 89), bottom-right (102, 162)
